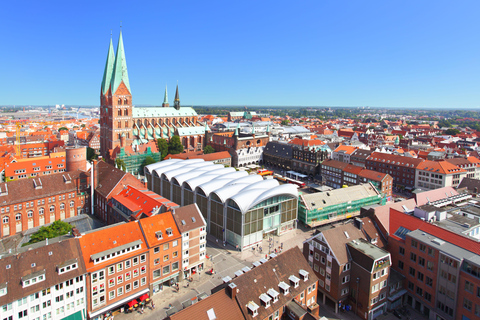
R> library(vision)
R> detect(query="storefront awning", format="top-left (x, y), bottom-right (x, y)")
top-left (139, 294), bottom-right (149, 302)
top-left (127, 299), bottom-right (138, 308)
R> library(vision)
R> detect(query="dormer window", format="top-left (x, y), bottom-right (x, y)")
top-left (57, 259), bottom-right (78, 275)
top-left (289, 275), bottom-right (300, 288)
top-left (259, 293), bottom-right (272, 308)
top-left (247, 301), bottom-right (259, 317)
top-left (299, 269), bottom-right (309, 281)
top-left (267, 288), bottom-right (279, 303)
top-left (22, 271), bottom-right (45, 288)
top-left (0, 283), bottom-right (7, 297)
top-left (278, 281), bottom-right (290, 295)
top-left (166, 228), bottom-right (173, 237)
top-left (155, 231), bottom-right (163, 240)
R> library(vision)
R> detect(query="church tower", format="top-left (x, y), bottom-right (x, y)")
top-left (173, 84), bottom-right (181, 110)
top-left (162, 85), bottom-right (169, 107)
top-left (100, 31), bottom-right (133, 160)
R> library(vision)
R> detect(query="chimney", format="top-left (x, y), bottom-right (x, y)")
top-left (228, 282), bottom-right (238, 300)
top-left (354, 218), bottom-right (363, 230)
top-left (72, 227), bottom-right (81, 238)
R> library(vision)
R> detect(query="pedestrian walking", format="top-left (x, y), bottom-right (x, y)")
top-left (151, 301), bottom-right (155, 310)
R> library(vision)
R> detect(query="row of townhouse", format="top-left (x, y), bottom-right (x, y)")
top-left (365, 152), bottom-right (479, 191)
top-left (0, 203), bottom-right (207, 320)
top-left (321, 159), bottom-right (393, 197)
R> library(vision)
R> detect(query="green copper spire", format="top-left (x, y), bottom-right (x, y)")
top-left (163, 85), bottom-right (168, 104)
top-left (111, 31), bottom-right (131, 95)
top-left (174, 84), bottom-right (180, 110)
top-left (101, 38), bottom-right (115, 95)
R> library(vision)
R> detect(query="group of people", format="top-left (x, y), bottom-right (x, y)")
top-left (138, 301), bottom-right (155, 314)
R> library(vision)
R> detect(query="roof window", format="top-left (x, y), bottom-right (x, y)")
top-left (279, 281), bottom-right (290, 295)
top-left (288, 275), bottom-right (300, 288)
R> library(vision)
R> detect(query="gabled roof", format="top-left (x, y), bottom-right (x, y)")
top-left (112, 186), bottom-right (178, 220)
top-left (78, 221), bottom-right (148, 271)
top-left (367, 152), bottom-right (424, 167)
top-left (416, 160), bottom-right (465, 175)
top-left (172, 204), bottom-right (206, 234)
top-left (414, 187), bottom-right (458, 206)
top-left (95, 161), bottom-right (128, 198)
top-left (0, 238), bottom-right (86, 306)
top-left (320, 223), bottom-right (365, 265)
top-left (333, 145), bottom-right (357, 154)
top-left (167, 287), bottom-right (244, 320)
top-left (139, 211), bottom-right (181, 248)
top-left (232, 247), bottom-right (318, 320)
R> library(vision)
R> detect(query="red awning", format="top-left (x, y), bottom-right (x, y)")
top-left (139, 294), bottom-right (149, 302)
top-left (127, 299), bottom-right (138, 308)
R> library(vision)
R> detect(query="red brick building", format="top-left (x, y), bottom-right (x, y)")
top-left (92, 160), bottom-right (144, 224)
top-left (366, 152), bottom-right (424, 189)
top-left (0, 169), bottom-right (90, 237)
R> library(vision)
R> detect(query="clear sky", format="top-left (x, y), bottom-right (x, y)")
top-left (1, 0), bottom-right (479, 108)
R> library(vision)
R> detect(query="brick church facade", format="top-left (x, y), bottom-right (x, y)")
top-left (99, 32), bottom-right (206, 162)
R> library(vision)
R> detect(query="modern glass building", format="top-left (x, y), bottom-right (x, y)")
top-left (145, 159), bottom-right (299, 250)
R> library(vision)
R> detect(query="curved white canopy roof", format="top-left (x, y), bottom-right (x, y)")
top-left (240, 179), bottom-right (279, 193)
top-left (183, 168), bottom-right (236, 190)
top-left (212, 183), bottom-right (253, 203)
top-left (224, 174), bottom-right (263, 187)
top-left (162, 162), bottom-right (215, 181)
top-left (144, 159), bottom-right (181, 174)
top-left (196, 172), bottom-right (248, 196)
top-left (229, 183), bottom-right (298, 214)
top-left (172, 164), bottom-right (225, 186)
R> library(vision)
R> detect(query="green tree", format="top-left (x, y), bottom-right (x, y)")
top-left (157, 138), bottom-right (169, 160)
top-left (115, 158), bottom-right (126, 171)
top-left (204, 145), bottom-right (215, 154)
top-left (86, 147), bottom-right (97, 161)
top-left (168, 135), bottom-right (184, 155)
top-left (141, 156), bottom-right (156, 170)
top-left (58, 127), bottom-right (68, 131)
top-left (23, 220), bottom-right (73, 246)
top-left (445, 128), bottom-right (461, 136)
top-left (281, 119), bottom-right (290, 126)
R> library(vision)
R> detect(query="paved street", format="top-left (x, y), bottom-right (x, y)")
top-left (112, 225), bottom-right (427, 320)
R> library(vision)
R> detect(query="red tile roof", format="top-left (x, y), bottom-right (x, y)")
top-left (139, 212), bottom-right (181, 248)
top-left (389, 208), bottom-right (480, 255)
top-left (78, 221), bottom-right (148, 271)
top-left (417, 160), bottom-right (466, 175)
top-left (112, 186), bottom-right (178, 220)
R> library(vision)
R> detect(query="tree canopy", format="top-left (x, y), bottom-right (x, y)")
top-left (445, 128), bottom-right (461, 136)
top-left (142, 156), bottom-right (156, 170)
top-left (23, 220), bottom-right (73, 246)
top-left (58, 127), bottom-right (68, 131)
top-left (168, 136), bottom-right (184, 155)
top-left (203, 145), bottom-right (215, 154)
top-left (87, 147), bottom-right (97, 161)
top-left (115, 158), bottom-right (126, 171)
top-left (157, 138), bottom-right (169, 160)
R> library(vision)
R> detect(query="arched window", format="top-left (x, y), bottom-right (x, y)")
top-left (50, 205), bottom-right (55, 213)
top-left (39, 208), bottom-right (44, 215)
top-left (124, 98), bottom-right (128, 104)
top-left (118, 109), bottom-right (122, 116)
top-left (27, 210), bottom-right (33, 218)
top-left (15, 213), bottom-right (21, 221)
top-left (125, 109), bottom-right (128, 116)
top-left (70, 201), bottom-right (75, 208)
top-left (60, 203), bottom-right (65, 210)
top-left (2, 216), bottom-right (8, 224)
top-left (118, 98), bottom-right (122, 105)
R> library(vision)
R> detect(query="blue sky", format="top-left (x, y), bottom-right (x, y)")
top-left (1, 0), bottom-right (479, 108)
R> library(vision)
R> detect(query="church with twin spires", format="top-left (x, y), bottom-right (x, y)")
top-left (99, 31), bottom-right (207, 165)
